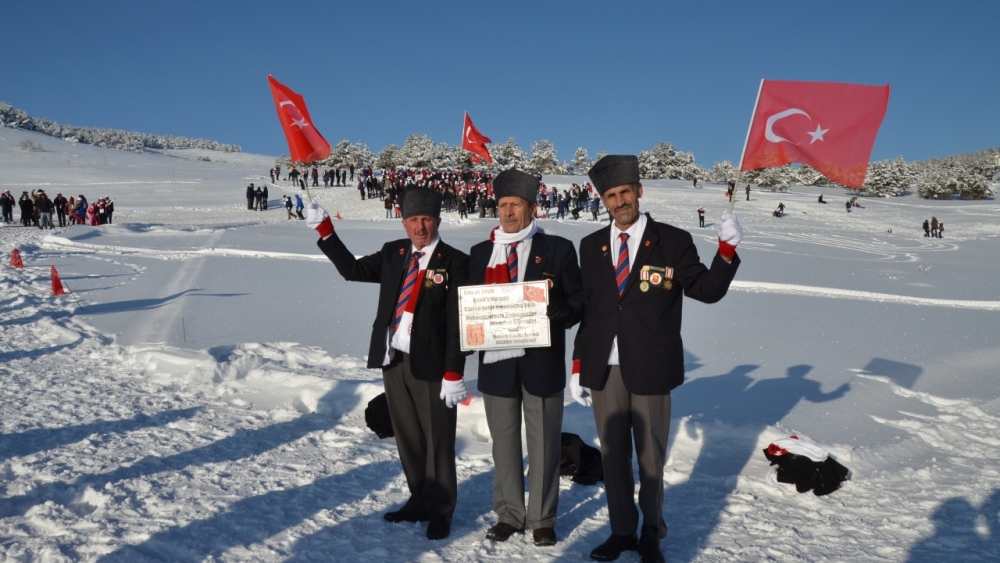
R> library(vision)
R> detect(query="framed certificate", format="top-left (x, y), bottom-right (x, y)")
top-left (458, 281), bottom-right (551, 351)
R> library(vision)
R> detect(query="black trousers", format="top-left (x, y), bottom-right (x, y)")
top-left (382, 352), bottom-right (457, 517)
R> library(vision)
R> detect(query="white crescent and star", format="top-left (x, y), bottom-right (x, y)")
top-left (279, 100), bottom-right (310, 129)
top-left (764, 108), bottom-right (828, 145)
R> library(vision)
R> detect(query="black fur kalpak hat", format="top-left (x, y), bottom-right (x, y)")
top-left (588, 155), bottom-right (640, 195)
top-left (398, 187), bottom-right (442, 219)
top-left (492, 169), bottom-right (539, 203)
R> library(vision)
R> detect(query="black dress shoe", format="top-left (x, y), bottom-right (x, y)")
top-left (485, 522), bottom-right (524, 542)
top-left (590, 533), bottom-right (639, 561)
top-left (426, 515), bottom-right (452, 540)
top-left (532, 527), bottom-right (557, 546)
top-left (383, 508), bottom-right (430, 523)
top-left (638, 526), bottom-right (664, 563)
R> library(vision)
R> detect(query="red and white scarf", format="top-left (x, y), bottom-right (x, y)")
top-left (483, 221), bottom-right (539, 364)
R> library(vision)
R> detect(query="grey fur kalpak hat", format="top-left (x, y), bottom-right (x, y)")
top-left (492, 169), bottom-right (539, 203)
top-left (398, 187), bottom-right (442, 219)
top-left (588, 155), bottom-right (640, 195)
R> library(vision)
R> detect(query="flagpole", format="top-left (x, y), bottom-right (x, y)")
top-left (729, 79), bottom-right (764, 213)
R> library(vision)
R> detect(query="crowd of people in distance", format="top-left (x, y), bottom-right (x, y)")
top-left (922, 217), bottom-right (944, 237)
top-left (0, 189), bottom-right (114, 228)
top-left (257, 166), bottom-right (606, 223)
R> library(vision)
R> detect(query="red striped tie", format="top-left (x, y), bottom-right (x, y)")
top-left (394, 251), bottom-right (423, 330)
top-left (507, 242), bottom-right (518, 282)
top-left (615, 233), bottom-right (630, 296)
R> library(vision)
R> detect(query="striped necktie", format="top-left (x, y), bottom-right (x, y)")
top-left (507, 242), bottom-right (518, 283)
top-left (615, 233), bottom-right (630, 296)
top-left (394, 251), bottom-right (423, 330)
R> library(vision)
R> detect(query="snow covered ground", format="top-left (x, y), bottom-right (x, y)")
top-left (1, 127), bottom-right (998, 562)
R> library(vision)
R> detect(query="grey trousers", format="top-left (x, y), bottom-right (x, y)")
top-left (382, 353), bottom-right (458, 517)
top-left (592, 366), bottom-right (672, 539)
top-left (483, 386), bottom-right (564, 529)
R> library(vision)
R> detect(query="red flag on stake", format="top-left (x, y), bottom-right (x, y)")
top-left (9, 248), bottom-right (23, 268)
top-left (462, 112), bottom-right (493, 163)
top-left (267, 75), bottom-right (332, 163)
top-left (51, 265), bottom-right (65, 296)
top-left (739, 80), bottom-right (890, 188)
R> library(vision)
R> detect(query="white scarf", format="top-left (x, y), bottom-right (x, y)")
top-left (483, 221), bottom-right (539, 364)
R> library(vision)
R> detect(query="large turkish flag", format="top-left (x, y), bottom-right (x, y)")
top-left (740, 80), bottom-right (890, 188)
top-left (267, 75), bottom-right (331, 163)
top-left (462, 112), bottom-right (493, 163)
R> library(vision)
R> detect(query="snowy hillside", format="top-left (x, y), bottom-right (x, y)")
top-left (1, 127), bottom-right (998, 562)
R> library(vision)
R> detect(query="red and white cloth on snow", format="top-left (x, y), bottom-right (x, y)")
top-left (763, 436), bottom-right (850, 496)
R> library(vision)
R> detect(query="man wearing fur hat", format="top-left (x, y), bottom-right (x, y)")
top-left (306, 188), bottom-right (470, 541)
top-left (468, 169), bottom-right (584, 547)
top-left (571, 155), bottom-right (743, 563)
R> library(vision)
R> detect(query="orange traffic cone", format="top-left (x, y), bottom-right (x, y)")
top-left (9, 248), bottom-right (23, 268)
top-left (51, 265), bottom-right (65, 296)
top-left (335, 212), bottom-right (342, 220)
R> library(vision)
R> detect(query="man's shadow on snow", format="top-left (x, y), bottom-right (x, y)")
top-left (906, 489), bottom-right (1000, 562)
top-left (662, 363), bottom-right (850, 563)
top-left (1, 383), bottom-right (369, 518)
top-left (95, 460), bottom-right (398, 563)
top-left (0, 407), bottom-right (202, 465)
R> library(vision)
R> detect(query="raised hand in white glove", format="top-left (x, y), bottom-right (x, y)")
top-left (569, 369), bottom-right (592, 407)
top-left (718, 212), bottom-right (743, 260)
top-left (306, 199), bottom-right (334, 238)
top-left (440, 377), bottom-right (468, 408)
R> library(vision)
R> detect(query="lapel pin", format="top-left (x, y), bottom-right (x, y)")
top-left (399, 248), bottom-right (405, 255)
top-left (437, 252), bottom-right (442, 258)
top-left (602, 245), bottom-right (608, 252)
top-left (535, 256), bottom-right (542, 264)
top-left (644, 240), bottom-right (651, 247)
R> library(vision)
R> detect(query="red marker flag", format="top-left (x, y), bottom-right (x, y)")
top-left (268, 75), bottom-right (331, 163)
top-left (462, 112), bottom-right (493, 163)
top-left (740, 80), bottom-right (890, 188)
top-left (51, 265), bottom-right (65, 296)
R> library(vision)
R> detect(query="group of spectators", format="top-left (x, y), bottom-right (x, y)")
top-left (270, 164), bottom-right (358, 189)
top-left (922, 217), bottom-right (944, 238)
top-left (1, 190), bottom-right (113, 228)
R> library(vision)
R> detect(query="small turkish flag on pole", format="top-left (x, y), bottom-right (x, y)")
top-left (268, 75), bottom-right (332, 163)
top-left (51, 265), bottom-right (65, 296)
top-left (740, 80), bottom-right (890, 188)
top-left (462, 112), bottom-right (493, 163)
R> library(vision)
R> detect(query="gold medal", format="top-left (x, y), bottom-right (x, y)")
top-left (664, 280), bottom-right (673, 290)
top-left (424, 279), bottom-right (434, 288)
top-left (640, 281), bottom-right (650, 292)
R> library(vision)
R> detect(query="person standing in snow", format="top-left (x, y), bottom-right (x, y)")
top-left (922, 219), bottom-right (930, 237)
top-left (18, 192), bottom-right (33, 227)
top-left (930, 216), bottom-right (939, 238)
top-left (53, 193), bottom-right (67, 227)
top-left (283, 195), bottom-right (294, 219)
top-left (698, 206), bottom-right (705, 228)
top-left (262, 185), bottom-right (269, 210)
top-left (255, 186), bottom-right (264, 211)
top-left (571, 156), bottom-right (743, 563)
top-left (468, 170), bottom-right (583, 547)
top-left (246, 184), bottom-right (255, 210)
top-left (307, 187), bottom-right (469, 541)
top-left (294, 193), bottom-right (305, 219)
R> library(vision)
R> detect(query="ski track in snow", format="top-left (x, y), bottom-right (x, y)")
top-left (2, 130), bottom-right (999, 562)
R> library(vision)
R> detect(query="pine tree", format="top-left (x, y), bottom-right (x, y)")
top-left (570, 147), bottom-right (592, 175)
top-left (491, 138), bottom-right (528, 170)
top-left (528, 140), bottom-right (559, 174)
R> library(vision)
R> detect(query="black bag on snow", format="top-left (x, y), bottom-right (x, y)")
top-left (560, 432), bottom-right (603, 485)
top-left (365, 393), bottom-right (394, 439)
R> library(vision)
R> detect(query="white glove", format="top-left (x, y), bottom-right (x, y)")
top-left (440, 378), bottom-right (468, 408)
top-left (569, 373), bottom-right (592, 407)
top-left (719, 212), bottom-right (743, 246)
top-left (306, 199), bottom-right (330, 230)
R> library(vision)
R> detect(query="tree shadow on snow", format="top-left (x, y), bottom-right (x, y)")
top-left (95, 460), bottom-right (398, 563)
top-left (2, 384), bottom-right (367, 518)
top-left (0, 407), bottom-right (202, 465)
top-left (662, 363), bottom-right (850, 563)
top-left (906, 489), bottom-right (1000, 562)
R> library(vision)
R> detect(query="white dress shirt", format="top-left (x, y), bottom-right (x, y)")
top-left (607, 213), bottom-right (647, 366)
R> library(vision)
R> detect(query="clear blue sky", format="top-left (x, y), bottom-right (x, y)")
top-left (3, 1), bottom-right (997, 165)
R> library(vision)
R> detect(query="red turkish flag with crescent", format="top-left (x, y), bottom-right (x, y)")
top-left (462, 112), bottom-right (493, 163)
top-left (740, 80), bottom-right (890, 188)
top-left (267, 75), bottom-right (331, 163)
